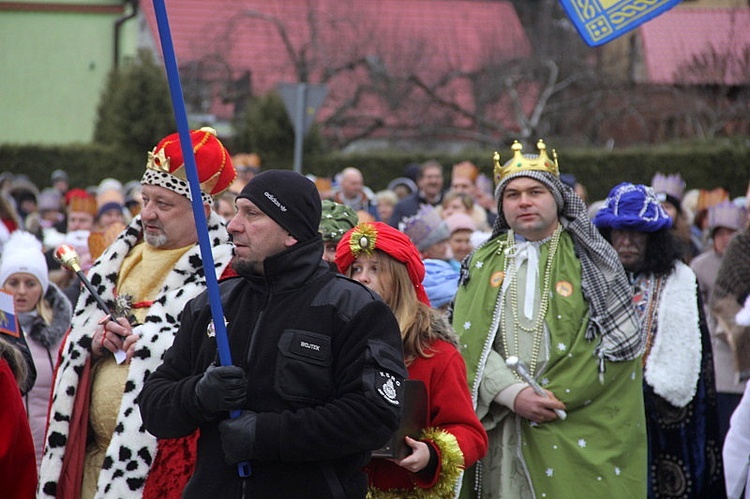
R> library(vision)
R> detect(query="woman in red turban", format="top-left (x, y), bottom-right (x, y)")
top-left (336, 222), bottom-right (487, 498)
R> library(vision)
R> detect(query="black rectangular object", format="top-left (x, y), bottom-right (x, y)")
top-left (371, 379), bottom-right (428, 459)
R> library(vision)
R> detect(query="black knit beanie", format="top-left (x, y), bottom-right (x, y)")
top-left (237, 170), bottom-right (322, 242)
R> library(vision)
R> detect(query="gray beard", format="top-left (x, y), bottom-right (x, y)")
top-left (144, 232), bottom-right (168, 248)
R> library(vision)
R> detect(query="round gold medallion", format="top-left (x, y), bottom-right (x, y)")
top-left (490, 271), bottom-right (505, 288)
top-left (556, 281), bottom-right (573, 297)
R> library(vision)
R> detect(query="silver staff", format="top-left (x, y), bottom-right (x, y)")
top-left (506, 356), bottom-right (567, 420)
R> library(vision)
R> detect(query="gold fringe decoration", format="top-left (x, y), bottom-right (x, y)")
top-left (367, 427), bottom-right (464, 499)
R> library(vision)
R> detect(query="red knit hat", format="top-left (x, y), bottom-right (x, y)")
top-left (335, 222), bottom-right (431, 306)
top-left (142, 127), bottom-right (236, 202)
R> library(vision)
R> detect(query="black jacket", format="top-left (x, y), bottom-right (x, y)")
top-left (139, 237), bottom-right (407, 498)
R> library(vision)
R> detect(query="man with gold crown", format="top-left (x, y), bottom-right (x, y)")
top-left (38, 128), bottom-right (236, 499)
top-left (452, 140), bottom-right (647, 498)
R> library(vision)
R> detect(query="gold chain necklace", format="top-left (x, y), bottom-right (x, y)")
top-left (639, 275), bottom-right (663, 367)
top-left (502, 224), bottom-right (563, 377)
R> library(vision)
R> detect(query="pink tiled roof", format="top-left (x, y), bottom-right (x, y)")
top-left (140, 0), bottom-right (532, 130)
top-left (640, 8), bottom-right (750, 85)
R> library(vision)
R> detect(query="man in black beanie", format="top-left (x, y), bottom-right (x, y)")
top-left (140, 169), bottom-right (407, 498)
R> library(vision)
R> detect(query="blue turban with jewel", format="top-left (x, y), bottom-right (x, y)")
top-left (593, 182), bottom-right (673, 233)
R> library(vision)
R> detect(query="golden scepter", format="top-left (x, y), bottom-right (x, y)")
top-left (54, 244), bottom-right (112, 319)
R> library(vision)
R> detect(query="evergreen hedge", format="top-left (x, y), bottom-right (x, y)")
top-left (1, 143), bottom-right (143, 191)
top-left (3, 140), bottom-right (748, 202)
top-left (312, 140), bottom-right (750, 201)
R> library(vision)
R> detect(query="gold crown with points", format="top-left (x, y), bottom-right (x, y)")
top-left (493, 139), bottom-right (559, 185)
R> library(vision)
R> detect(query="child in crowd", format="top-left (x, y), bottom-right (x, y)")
top-left (336, 222), bottom-right (487, 497)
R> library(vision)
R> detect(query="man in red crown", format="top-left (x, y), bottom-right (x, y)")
top-left (38, 128), bottom-right (236, 499)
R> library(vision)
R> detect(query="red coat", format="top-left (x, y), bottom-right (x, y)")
top-left (365, 339), bottom-right (488, 492)
top-left (0, 359), bottom-right (37, 499)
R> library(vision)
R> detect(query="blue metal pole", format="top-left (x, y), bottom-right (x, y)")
top-left (151, 0), bottom-right (250, 478)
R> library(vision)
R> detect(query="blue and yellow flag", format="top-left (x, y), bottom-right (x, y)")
top-left (0, 290), bottom-right (19, 338)
top-left (559, 0), bottom-right (682, 46)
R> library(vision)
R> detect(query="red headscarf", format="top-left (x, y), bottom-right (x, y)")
top-left (336, 222), bottom-right (431, 306)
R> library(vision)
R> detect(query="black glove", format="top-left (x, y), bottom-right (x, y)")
top-left (194, 364), bottom-right (247, 416)
top-left (219, 411), bottom-right (257, 464)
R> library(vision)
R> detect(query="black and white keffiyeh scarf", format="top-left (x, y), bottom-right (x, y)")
top-left (469, 170), bottom-right (644, 366)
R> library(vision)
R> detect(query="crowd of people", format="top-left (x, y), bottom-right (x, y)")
top-left (1, 131), bottom-right (750, 498)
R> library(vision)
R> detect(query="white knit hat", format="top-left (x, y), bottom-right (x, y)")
top-left (0, 231), bottom-right (49, 293)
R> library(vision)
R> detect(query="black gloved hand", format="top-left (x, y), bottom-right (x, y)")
top-left (194, 364), bottom-right (247, 416)
top-left (219, 411), bottom-right (257, 464)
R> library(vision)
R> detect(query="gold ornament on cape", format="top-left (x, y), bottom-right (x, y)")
top-left (349, 223), bottom-right (378, 258)
top-left (114, 293), bottom-right (134, 319)
top-left (493, 139), bottom-right (559, 185)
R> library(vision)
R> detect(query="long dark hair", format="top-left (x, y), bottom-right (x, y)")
top-left (600, 228), bottom-right (680, 277)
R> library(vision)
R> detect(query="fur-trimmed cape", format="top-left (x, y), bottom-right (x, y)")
top-left (644, 261), bottom-right (702, 407)
top-left (38, 211), bottom-right (233, 498)
top-left (641, 261), bottom-right (726, 497)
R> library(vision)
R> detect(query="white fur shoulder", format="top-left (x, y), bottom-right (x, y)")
top-left (644, 261), bottom-right (702, 408)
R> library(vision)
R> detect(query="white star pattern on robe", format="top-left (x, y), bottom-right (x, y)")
top-left (541, 378), bottom-right (550, 386)
top-left (615, 467), bottom-right (621, 476)
top-left (578, 438), bottom-right (587, 448)
top-left (463, 321), bottom-right (471, 330)
top-left (475, 261), bottom-right (484, 268)
top-left (546, 468), bottom-right (554, 477)
top-left (557, 343), bottom-right (566, 351)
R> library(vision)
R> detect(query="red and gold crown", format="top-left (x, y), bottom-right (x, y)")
top-left (66, 188), bottom-right (98, 216)
top-left (493, 139), bottom-right (559, 185)
top-left (146, 127), bottom-right (236, 196)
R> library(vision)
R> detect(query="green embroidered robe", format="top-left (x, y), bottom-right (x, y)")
top-left (453, 231), bottom-right (647, 499)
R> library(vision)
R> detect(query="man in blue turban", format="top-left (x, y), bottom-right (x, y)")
top-left (594, 182), bottom-right (725, 499)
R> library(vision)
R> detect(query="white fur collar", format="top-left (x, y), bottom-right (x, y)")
top-left (643, 261), bottom-right (702, 408)
top-left (39, 212), bottom-right (233, 498)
